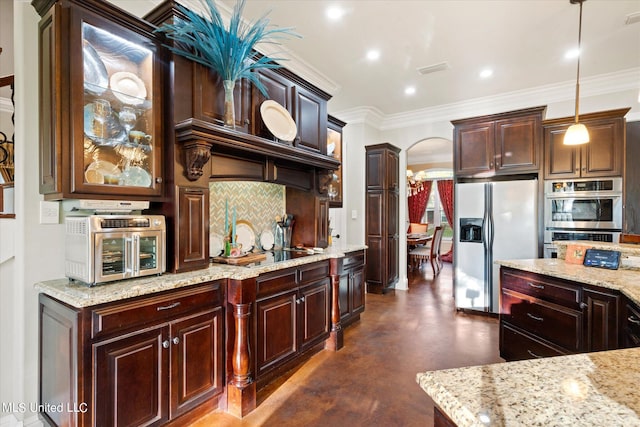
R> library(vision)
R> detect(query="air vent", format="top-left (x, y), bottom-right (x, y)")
top-left (417, 62), bottom-right (450, 75)
top-left (625, 11), bottom-right (640, 25)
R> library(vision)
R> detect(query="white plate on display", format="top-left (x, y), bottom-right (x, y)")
top-left (210, 233), bottom-right (224, 257)
top-left (121, 166), bottom-right (152, 187)
top-left (235, 221), bottom-right (256, 253)
top-left (260, 100), bottom-right (297, 142)
top-left (110, 71), bottom-right (147, 106)
top-left (260, 229), bottom-right (275, 251)
top-left (85, 160), bottom-right (121, 184)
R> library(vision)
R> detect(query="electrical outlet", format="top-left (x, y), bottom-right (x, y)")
top-left (40, 201), bottom-right (60, 224)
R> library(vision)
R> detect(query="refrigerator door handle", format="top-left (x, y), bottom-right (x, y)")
top-left (482, 184), bottom-right (491, 253)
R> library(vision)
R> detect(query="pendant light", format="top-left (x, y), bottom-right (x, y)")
top-left (564, 0), bottom-right (589, 145)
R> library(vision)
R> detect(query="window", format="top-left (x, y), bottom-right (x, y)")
top-left (418, 170), bottom-right (453, 238)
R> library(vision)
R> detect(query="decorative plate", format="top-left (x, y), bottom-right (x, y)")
top-left (260, 229), bottom-right (275, 251)
top-left (121, 166), bottom-right (152, 187)
top-left (235, 220), bottom-right (256, 253)
top-left (210, 233), bottom-right (224, 257)
top-left (260, 100), bottom-right (297, 142)
top-left (110, 71), bottom-right (147, 106)
top-left (84, 103), bottom-right (127, 145)
top-left (85, 160), bottom-right (121, 184)
top-left (83, 41), bottom-right (108, 95)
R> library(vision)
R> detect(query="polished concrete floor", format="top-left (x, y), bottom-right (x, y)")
top-left (191, 263), bottom-right (503, 426)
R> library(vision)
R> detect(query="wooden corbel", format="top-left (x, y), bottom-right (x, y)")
top-left (183, 140), bottom-right (212, 181)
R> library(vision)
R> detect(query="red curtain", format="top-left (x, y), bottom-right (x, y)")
top-left (437, 180), bottom-right (454, 262)
top-left (408, 180), bottom-right (432, 224)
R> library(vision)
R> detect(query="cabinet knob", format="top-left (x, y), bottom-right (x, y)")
top-left (172, 337), bottom-right (180, 345)
top-left (580, 302), bottom-right (588, 310)
top-left (155, 177), bottom-right (163, 184)
top-left (527, 349), bottom-right (543, 359)
top-left (162, 340), bottom-right (170, 349)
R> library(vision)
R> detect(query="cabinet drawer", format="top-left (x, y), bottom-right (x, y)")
top-left (343, 252), bottom-right (365, 269)
top-left (500, 323), bottom-right (569, 361)
top-left (298, 261), bottom-right (330, 285)
top-left (501, 269), bottom-right (581, 309)
top-left (91, 281), bottom-right (223, 340)
top-left (501, 289), bottom-right (582, 351)
top-left (256, 268), bottom-right (297, 299)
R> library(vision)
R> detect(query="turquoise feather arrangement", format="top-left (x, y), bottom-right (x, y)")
top-left (156, 0), bottom-right (300, 127)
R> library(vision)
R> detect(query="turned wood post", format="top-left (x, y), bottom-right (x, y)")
top-left (326, 257), bottom-right (344, 351)
top-left (231, 302), bottom-right (251, 387)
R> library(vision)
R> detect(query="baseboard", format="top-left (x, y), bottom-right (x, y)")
top-left (0, 413), bottom-right (45, 427)
top-left (0, 414), bottom-right (19, 427)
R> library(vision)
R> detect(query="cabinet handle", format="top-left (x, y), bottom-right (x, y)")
top-left (155, 177), bottom-right (163, 184)
top-left (628, 315), bottom-right (640, 325)
top-left (296, 297), bottom-right (306, 304)
top-left (527, 349), bottom-right (543, 359)
top-left (162, 340), bottom-right (170, 349)
top-left (172, 337), bottom-right (180, 345)
top-left (157, 302), bottom-right (181, 311)
top-left (527, 282), bottom-right (544, 290)
top-left (526, 312), bottom-right (544, 322)
top-left (580, 302), bottom-right (588, 310)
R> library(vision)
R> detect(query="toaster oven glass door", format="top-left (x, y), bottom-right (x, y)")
top-left (136, 231), bottom-right (163, 274)
top-left (95, 232), bottom-right (130, 282)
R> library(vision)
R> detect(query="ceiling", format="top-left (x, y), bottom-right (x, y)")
top-left (114, 0), bottom-right (640, 118)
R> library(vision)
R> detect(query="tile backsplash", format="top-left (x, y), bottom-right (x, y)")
top-left (209, 181), bottom-right (285, 250)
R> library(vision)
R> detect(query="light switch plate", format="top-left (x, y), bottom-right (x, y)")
top-left (351, 209), bottom-right (357, 219)
top-left (40, 201), bottom-right (60, 224)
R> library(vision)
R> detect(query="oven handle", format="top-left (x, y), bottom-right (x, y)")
top-left (544, 192), bottom-right (622, 200)
top-left (125, 237), bottom-right (133, 275)
top-left (133, 234), bottom-right (140, 275)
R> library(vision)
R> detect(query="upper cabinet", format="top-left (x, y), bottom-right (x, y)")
top-left (452, 106), bottom-right (546, 178)
top-left (327, 115), bottom-right (345, 208)
top-left (34, 0), bottom-right (164, 200)
top-left (543, 108), bottom-right (629, 180)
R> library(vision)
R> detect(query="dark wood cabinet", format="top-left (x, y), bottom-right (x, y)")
top-left (176, 186), bottom-right (210, 272)
top-left (365, 143), bottom-right (400, 294)
top-left (293, 85), bottom-right (327, 153)
top-left (34, 0), bottom-right (164, 201)
top-left (624, 121), bottom-right (640, 234)
top-left (337, 250), bottom-right (366, 327)
top-left (251, 68), bottom-right (294, 139)
top-left (287, 187), bottom-right (329, 248)
top-left (38, 281), bottom-right (225, 427)
top-left (254, 261), bottom-right (330, 384)
top-left (452, 106), bottom-right (545, 178)
top-left (622, 301), bottom-right (640, 348)
top-left (500, 267), bottom-right (622, 361)
top-left (543, 108), bottom-right (629, 179)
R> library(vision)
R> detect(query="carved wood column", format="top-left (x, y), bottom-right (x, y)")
top-left (226, 277), bottom-right (257, 418)
top-left (325, 257), bottom-right (344, 351)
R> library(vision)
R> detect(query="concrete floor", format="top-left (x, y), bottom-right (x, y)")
top-left (191, 263), bottom-right (503, 426)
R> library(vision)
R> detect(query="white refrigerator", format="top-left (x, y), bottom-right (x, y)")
top-left (454, 179), bottom-right (538, 313)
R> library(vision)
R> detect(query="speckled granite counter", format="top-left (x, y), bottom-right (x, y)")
top-left (35, 244), bottom-right (367, 308)
top-left (417, 347), bottom-right (640, 427)
top-left (495, 258), bottom-right (640, 307)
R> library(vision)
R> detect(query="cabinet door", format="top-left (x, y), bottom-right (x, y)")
top-left (170, 308), bottom-right (224, 419)
top-left (299, 279), bottom-right (331, 351)
top-left (350, 266), bottom-right (366, 315)
top-left (583, 288), bottom-right (620, 352)
top-left (94, 326), bottom-right (168, 426)
top-left (386, 190), bottom-right (399, 286)
top-left (581, 118), bottom-right (624, 177)
top-left (317, 197), bottom-right (330, 248)
top-left (251, 68), bottom-right (294, 139)
top-left (293, 85), bottom-right (327, 153)
top-left (385, 149), bottom-right (400, 191)
top-left (177, 187), bottom-right (209, 272)
top-left (544, 126), bottom-right (580, 179)
top-left (256, 290), bottom-right (298, 375)
top-left (338, 272), bottom-right (351, 321)
top-left (454, 121), bottom-right (495, 177)
top-left (495, 115), bottom-right (540, 173)
top-left (193, 66), bottom-right (250, 132)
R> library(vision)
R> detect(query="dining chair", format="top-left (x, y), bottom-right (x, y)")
top-left (409, 226), bottom-right (443, 276)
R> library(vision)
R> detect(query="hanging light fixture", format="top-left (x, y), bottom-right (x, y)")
top-left (564, 0), bottom-right (590, 145)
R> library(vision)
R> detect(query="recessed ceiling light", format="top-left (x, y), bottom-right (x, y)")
top-left (565, 48), bottom-right (580, 59)
top-left (405, 86), bottom-right (416, 96)
top-left (479, 68), bottom-right (493, 79)
top-left (326, 6), bottom-right (345, 21)
top-left (366, 49), bottom-right (380, 61)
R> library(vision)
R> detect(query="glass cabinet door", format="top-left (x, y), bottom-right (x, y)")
top-left (327, 116), bottom-right (344, 207)
top-left (70, 8), bottom-right (162, 197)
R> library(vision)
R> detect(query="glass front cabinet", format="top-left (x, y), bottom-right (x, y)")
top-left (36, 0), bottom-right (163, 199)
top-left (327, 115), bottom-right (345, 207)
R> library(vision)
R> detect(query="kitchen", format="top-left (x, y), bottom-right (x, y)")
top-left (1, 0), bottom-right (640, 426)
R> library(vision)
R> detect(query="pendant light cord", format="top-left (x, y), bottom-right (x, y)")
top-left (574, 0), bottom-right (584, 125)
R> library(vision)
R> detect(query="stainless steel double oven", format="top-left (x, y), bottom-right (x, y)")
top-left (543, 178), bottom-right (622, 258)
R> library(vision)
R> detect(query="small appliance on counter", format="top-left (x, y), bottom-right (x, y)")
top-left (65, 203), bottom-right (165, 286)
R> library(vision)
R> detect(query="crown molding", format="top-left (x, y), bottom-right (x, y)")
top-left (333, 67), bottom-right (640, 130)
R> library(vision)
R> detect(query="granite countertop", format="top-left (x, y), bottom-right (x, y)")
top-left (495, 258), bottom-right (640, 307)
top-left (417, 347), bottom-right (640, 427)
top-left (35, 244), bottom-right (367, 308)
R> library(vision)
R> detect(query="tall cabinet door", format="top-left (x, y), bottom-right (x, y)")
top-left (293, 85), bottom-right (327, 154)
top-left (94, 326), bottom-right (169, 426)
top-left (454, 121), bottom-right (494, 176)
top-left (177, 187), bottom-right (209, 272)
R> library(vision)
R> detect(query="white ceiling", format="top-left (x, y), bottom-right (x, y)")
top-left (115, 0), bottom-right (640, 118)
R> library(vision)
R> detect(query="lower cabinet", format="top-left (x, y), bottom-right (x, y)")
top-left (338, 250), bottom-right (366, 327)
top-left (622, 301), bottom-right (640, 348)
top-left (39, 281), bottom-right (224, 427)
top-left (254, 261), bottom-right (331, 385)
top-left (500, 267), bottom-right (622, 361)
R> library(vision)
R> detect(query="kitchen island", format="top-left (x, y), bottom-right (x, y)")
top-left (35, 245), bottom-right (366, 426)
top-left (418, 251), bottom-right (640, 426)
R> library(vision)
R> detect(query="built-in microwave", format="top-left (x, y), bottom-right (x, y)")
top-left (65, 215), bottom-right (166, 286)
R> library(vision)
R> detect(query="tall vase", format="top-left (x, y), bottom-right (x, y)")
top-left (223, 79), bottom-right (236, 129)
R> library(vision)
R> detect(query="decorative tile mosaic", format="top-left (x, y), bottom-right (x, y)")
top-left (209, 181), bottom-right (285, 250)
